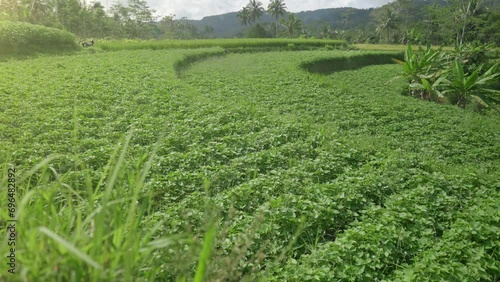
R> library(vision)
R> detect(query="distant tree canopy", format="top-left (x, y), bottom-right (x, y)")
top-left (368, 0), bottom-right (500, 45)
top-left (0, 0), bottom-right (215, 40)
top-left (0, 0), bottom-right (497, 44)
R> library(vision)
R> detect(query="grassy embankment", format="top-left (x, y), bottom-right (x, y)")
top-left (0, 21), bottom-right (79, 58)
top-left (96, 38), bottom-right (347, 52)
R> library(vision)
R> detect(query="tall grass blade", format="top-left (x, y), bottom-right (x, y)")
top-left (102, 127), bottom-right (134, 203)
top-left (194, 223), bottom-right (216, 282)
top-left (18, 154), bottom-right (60, 184)
top-left (39, 227), bottom-right (102, 270)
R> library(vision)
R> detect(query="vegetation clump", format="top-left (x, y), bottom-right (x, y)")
top-left (398, 43), bottom-right (500, 110)
top-left (0, 21), bottom-right (79, 56)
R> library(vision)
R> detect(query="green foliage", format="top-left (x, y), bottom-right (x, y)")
top-left (246, 23), bottom-right (272, 38)
top-left (400, 43), bottom-right (500, 109)
top-left (280, 14), bottom-right (303, 38)
top-left (0, 132), bottom-right (172, 281)
top-left (0, 21), bottom-right (79, 56)
top-left (238, 0), bottom-right (265, 27)
top-left (0, 46), bottom-right (498, 281)
top-left (400, 44), bottom-right (445, 100)
top-left (437, 61), bottom-right (500, 107)
top-left (1, 0), bottom-right (500, 44)
top-left (97, 38), bottom-right (347, 52)
top-left (271, 174), bottom-right (495, 281)
top-left (173, 47), bottom-right (226, 77)
top-left (392, 190), bottom-right (500, 281)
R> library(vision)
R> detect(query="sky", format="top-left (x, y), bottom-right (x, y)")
top-left (143, 0), bottom-right (395, 20)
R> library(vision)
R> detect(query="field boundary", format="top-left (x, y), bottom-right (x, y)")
top-left (173, 48), bottom-right (227, 78)
top-left (175, 50), bottom-right (404, 79)
top-left (97, 38), bottom-right (348, 52)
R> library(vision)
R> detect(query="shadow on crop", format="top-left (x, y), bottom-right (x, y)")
top-left (300, 53), bottom-right (403, 75)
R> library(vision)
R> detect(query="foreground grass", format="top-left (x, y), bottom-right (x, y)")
top-left (0, 48), bottom-right (498, 281)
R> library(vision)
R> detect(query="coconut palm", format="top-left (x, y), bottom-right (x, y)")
top-left (267, 0), bottom-right (287, 37)
top-left (319, 24), bottom-right (333, 39)
top-left (246, 0), bottom-right (264, 24)
top-left (237, 6), bottom-right (250, 26)
top-left (20, 0), bottom-right (53, 23)
top-left (266, 21), bottom-right (282, 38)
top-left (267, 0), bottom-right (287, 20)
top-left (375, 7), bottom-right (400, 43)
top-left (280, 13), bottom-right (302, 38)
top-left (455, 0), bottom-right (482, 45)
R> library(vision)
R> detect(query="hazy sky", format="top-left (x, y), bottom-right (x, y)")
top-left (142, 0), bottom-right (395, 20)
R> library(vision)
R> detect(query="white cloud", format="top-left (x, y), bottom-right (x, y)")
top-left (134, 0), bottom-right (394, 20)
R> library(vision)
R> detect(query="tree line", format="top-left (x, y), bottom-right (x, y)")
top-left (0, 0), bottom-right (215, 40)
top-left (0, 0), bottom-right (498, 45)
top-left (237, 0), bottom-right (304, 38)
top-left (235, 0), bottom-right (499, 46)
top-left (369, 0), bottom-right (499, 46)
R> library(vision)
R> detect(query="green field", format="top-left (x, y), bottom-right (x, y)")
top-left (97, 38), bottom-right (347, 52)
top-left (1, 42), bottom-right (499, 281)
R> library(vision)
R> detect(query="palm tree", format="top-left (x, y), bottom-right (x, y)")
top-left (237, 6), bottom-right (250, 26)
top-left (456, 0), bottom-right (482, 45)
top-left (267, 0), bottom-right (287, 20)
top-left (266, 21), bottom-right (282, 38)
top-left (20, 0), bottom-right (53, 23)
top-left (246, 0), bottom-right (264, 24)
top-left (280, 13), bottom-right (302, 38)
top-left (267, 0), bottom-right (287, 37)
top-left (319, 24), bottom-right (332, 39)
top-left (375, 7), bottom-right (400, 43)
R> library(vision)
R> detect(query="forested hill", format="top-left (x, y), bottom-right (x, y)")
top-left (189, 8), bottom-right (373, 38)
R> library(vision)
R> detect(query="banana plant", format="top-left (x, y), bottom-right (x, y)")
top-left (408, 76), bottom-right (447, 101)
top-left (436, 61), bottom-right (500, 108)
top-left (394, 44), bottom-right (447, 100)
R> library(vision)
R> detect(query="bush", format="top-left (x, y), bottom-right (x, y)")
top-left (0, 21), bottom-right (79, 56)
top-left (399, 43), bottom-right (500, 109)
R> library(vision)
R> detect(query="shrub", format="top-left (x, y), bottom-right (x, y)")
top-left (436, 61), bottom-right (499, 108)
top-left (0, 21), bottom-right (79, 56)
top-left (398, 43), bottom-right (500, 110)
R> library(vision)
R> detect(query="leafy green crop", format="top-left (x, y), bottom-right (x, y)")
top-left (0, 45), bottom-right (498, 281)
